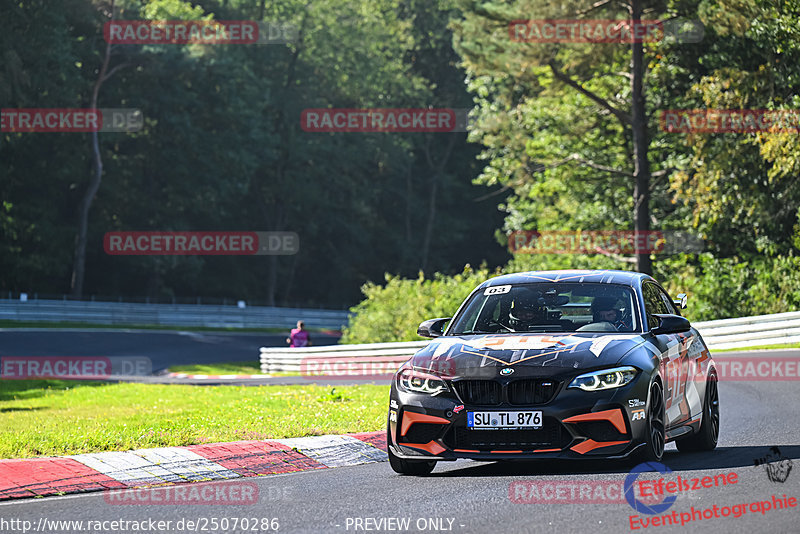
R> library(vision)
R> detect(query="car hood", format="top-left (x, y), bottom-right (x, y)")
top-left (408, 333), bottom-right (646, 379)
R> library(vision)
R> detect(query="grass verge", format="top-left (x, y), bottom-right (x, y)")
top-left (0, 380), bottom-right (388, 459)
top-left (168, 362), bottom-right (264, 375)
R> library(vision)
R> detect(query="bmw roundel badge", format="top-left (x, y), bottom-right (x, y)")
top-left (500, 368), bottom-right (514, 375)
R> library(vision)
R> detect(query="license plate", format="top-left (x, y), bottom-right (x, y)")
top-left (467, 411), bottom-right (542, 429)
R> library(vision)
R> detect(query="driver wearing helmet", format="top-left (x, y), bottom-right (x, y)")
top-left (508, 299), bottom-right (547, 330)
top-left (591, 296), bottom-right (630, 331)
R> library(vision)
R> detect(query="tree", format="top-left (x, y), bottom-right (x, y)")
top-left (452, 0), bottom-right (696, 273)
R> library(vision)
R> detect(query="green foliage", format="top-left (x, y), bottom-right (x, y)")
top-left (659, 254), bottom-right (800, 321)
top-left (666, 0), bottom-right (800, 257)
top-left (4, 0), bottom-right (800, 319)
top-left (341, 265), bottom-right (500, 343)
top-left (344, 253), bottom-right (800, 343)
top-left (0, 0), bottom-right (507, 305)
top-left (452, 0), bottom-right (682, 242)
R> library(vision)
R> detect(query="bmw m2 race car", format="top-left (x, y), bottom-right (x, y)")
top-left (387, 270), bottom-right (719, 475)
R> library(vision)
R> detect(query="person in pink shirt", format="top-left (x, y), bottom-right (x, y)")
top-left (287, 320), bottom-right (311, 347)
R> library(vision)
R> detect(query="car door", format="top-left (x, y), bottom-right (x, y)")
top-left (642, 282), bottom-right (692, 429)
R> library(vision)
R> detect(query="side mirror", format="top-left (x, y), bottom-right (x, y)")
top-left (417, 317), bottom-right (451, 338)
top-left (673, 293), bottom-right (688, 309)
top-left (651, 313), bottom-right (691, 335)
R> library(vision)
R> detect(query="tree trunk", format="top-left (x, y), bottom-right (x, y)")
top-left (420, 173), bottom-right (439, 273)
top-left (420, 135), bottom-right (457, 273)
top-left (630, 0), bottom-right (652, 274)
top-left (70, 2), bottom-right (115, 297)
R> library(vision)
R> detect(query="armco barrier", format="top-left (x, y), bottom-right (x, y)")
top-left (260, 311), bottom-right (800, 373)
top-left (261, 341), bottom-right (428, 373)
top-left (0, 299), bottom-right (348, 330)
top-left (693, 311), bottom-right (800, 350)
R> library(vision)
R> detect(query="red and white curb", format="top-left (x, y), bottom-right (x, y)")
top-left (0, 432), bottom-right (386, 500)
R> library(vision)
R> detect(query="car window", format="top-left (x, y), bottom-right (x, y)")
top-left (449, 282), bottom-right (639, 334)
top-left (643, 282), bottom-right (670, 329)
top-left (656, 286), bottom-right (680, 315)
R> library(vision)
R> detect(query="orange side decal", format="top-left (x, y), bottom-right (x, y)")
top-left (533, 448), bottom-right (562, 452)
top-left (400, 411), bottom-right (450, 437)
top-left (453, 449), bottom-right (480, 453)
top-left (570, 439), bottom-right (630, 455)
top-left (563, 408), bottom-right (627, 434)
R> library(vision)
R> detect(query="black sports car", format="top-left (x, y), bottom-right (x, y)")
top-left (387, 270), bottom-right (719, 475)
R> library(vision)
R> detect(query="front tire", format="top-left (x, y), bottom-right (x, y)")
top-left (634, 380), bottom-right (665, 463)
top-left (387, 425), bottom-right (437, 475)
top-left (676, 372), bottom-right (719, 452)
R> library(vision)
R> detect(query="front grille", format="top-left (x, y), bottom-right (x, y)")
top-left (402, 423), bottom-right (444, 444)
top-left (453, 380), bottom-right (502, 405)
top-left (453, 379), bottom-right (559, 406)
top-left (452, 421), bottom-right (566, 450)
top-left (508, 379), bottom-right (559, 405)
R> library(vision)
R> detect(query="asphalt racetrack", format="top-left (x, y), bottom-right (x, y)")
top-left (0, 329), bottom-right (340, 374)
top-left (0, 330), bottom-right (798, 533)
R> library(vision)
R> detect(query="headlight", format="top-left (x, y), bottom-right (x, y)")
top-left (568, 366), bottom-right (638, 391)
top-left (398, 369), bottom-right (448, 395)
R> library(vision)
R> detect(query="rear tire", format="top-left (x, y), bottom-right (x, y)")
top-left (387, 425), bottom-right (437, 475)
top-left (633, 380), bottom-right (665, 463)
top-left (676, 372), bottom-right (719, 452)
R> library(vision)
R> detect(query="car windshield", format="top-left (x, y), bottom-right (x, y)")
top-left (449, 282), bottom-right (639, 335)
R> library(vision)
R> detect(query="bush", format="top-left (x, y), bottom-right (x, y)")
top-left (340, 265), bottom-right (500, 343)
top-left (342, 254), bottom-right (800, 343)
top-left (659, 254), bottom-right (800, 321)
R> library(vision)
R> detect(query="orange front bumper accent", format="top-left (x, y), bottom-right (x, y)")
top-left (402, 440), bottom-right (447, 456)
top-left (563, 408), bottom-right (628, 434)
top-left (570, 439), bottom-right (630, 455)
top-left (400, 411), bottom-right (450, 437)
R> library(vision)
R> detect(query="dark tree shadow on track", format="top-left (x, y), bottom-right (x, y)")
top-left (425, 445), bottom-right (800, 477)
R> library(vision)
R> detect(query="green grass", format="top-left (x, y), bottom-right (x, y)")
top-left (0, 380), bottom-right (388, 459)
top-left (711, 342), bottom-right (800, 353)
top-left (167, 362), bottom-right (299, 376)
top-left (168, 361), bottom-right (264, 375)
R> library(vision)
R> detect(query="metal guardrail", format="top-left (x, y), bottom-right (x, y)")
top-left (261, 341), bottom-right (428, 373)
top-left (0, 299), bottom-right (349, 330)
top-left (260, 311), bottom-right (800, 372)
top-left (694, 311), bottom-right (800, 350)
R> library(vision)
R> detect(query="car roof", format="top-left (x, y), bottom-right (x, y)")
top-left (479, 269), bottom-right (654, 288)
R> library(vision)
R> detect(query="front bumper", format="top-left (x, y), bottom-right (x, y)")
top-left (388, 372), bottom-right (651, 461)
